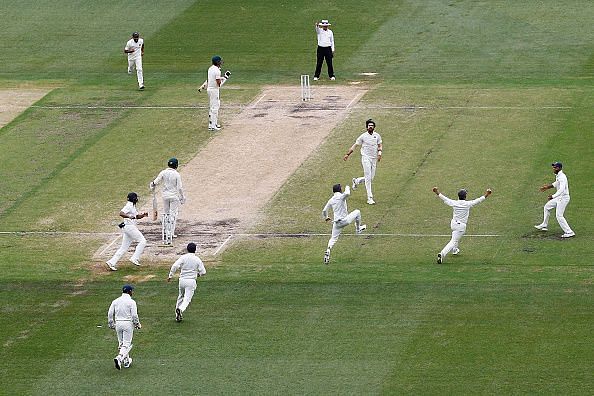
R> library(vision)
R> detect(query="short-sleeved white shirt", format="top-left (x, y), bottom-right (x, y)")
top-left (121, 201), bottom-right (138, 226)
top-left (125, 38), bottom-right (144, 60)
top-left (207, 65), bottom-right (221, 89)
top-left (355, 131), bottom-right (382, 158)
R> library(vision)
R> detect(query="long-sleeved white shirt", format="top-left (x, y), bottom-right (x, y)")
top-left (551, 170), bottom-right (570, 199)
top-left (153, 168), bottom-right (185, 200)
top-left (438, 193), bottom-right (485, 224)
top-left (322, 186), bottom-right (351, 221)
top-left (207, 64), bottom-right (221, 90)
top-left (107, 293), bottom-right (140, 326)
top-left (315, 26), bottom-right (335, 51)
top-left (169, 253), bottom-right (206, 280)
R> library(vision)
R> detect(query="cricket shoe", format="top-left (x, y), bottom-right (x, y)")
top-left (352, 178), bottom-right (358, 190)
top-left (139, 86), bottom-right (145, 90)
top-left (452, 248), bottom-right (460, 255)
top-left (106, 262), bottom-right (117, 271)
top-left (323, 249), bottom-right (330, 265)
top-left (561, 232), bottom-right (575, 238)
top-left (330, 76), bottom-right (336, 81)
top-left (437, 253), bottom-right (442, 264)
top-left (129, 258), bottom-right (141, 266)
top-left (356, 224), bottom-right (367, 234)
top-left (367, 198), bottom-right (376, 205)
top-left (534, 224), bottom-right (548, 231)
top-left (127, 69), bottom-right (133, 74)
top-left (313, 77), bottom-right (319, 81)
top-left (123, 357), bottom-right (132, 368)
top-left (175, 308), bottom-right (183, 322)
top-left (114, 356), bottom-right (122, 370)
top-left (208, 126), bottom-right (221, 131)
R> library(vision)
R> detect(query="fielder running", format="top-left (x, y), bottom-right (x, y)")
top-left (433, 186), bottom-right (492, 264)
top-left (534, 161), bottom-right (575, 238)
top-left (344, 119), bottom-right (383, 205)
top-left (322, 183), bottom-right (366, 264)
top-left (107, 284), bottom-right (142, 370)
top-left (106, 192), bottom-right (148, 270)
top-left (167, 242), bottom-right (206, 322)
top-left (150, 157), bottom-right (186, 244)
top-left (199, 55), bottom-right (231, 131)
top-left (124, 32), bottom-right (144, 90)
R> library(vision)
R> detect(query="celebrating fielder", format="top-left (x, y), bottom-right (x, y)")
top-left (124, 32), bottom-right (145, 90)
top-left (106, 192), bottom-right (148, 270)
top-left (322, 183), bottom-right (367, 264)
top-left (344, 119), bottom-right (383, 205)
top-left (108, 284), bottom-right (142, 370)
top-left (150, 157), bottom-right (186, 245)
top-left (534, 162), bottom-right (575, 238)
top-left (432, 186), bottom-right (492, 264)
top-left (167, 242), bottom-right (206, 322)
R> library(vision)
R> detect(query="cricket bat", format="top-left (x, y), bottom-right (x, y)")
top-left (152, 190), bottom-right (158, 221)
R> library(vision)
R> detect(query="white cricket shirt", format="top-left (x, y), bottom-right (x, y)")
top-left (551, 170), bottom-right (570, 199)
top-left (355, 131), bottom-right (382, 159)
top-left (316, 27), bottom-right (335, 51)
top-left (153, 168), bottom-right (185, 200)
top-left (107, 293), bottom-right (140, 324)
top-left (121, 201), bottom-right (139, 226)
top-left (125, 38), bottom-right (144, 60)
top-left (207, 65), bottom-right (221, 89)
top-left (322, 186), bottom-right (351, 222)
top-left (169, 253), bottom-right (206, 280)
top-left (438, 194), bottom-right (485, 225)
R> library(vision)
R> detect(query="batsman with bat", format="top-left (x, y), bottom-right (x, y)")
top-left (150, 158), bottom-right (185, 245)
top-left (202, 55), bottom-right (230, 131)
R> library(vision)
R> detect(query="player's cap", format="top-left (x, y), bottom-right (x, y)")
top-left (168, 157), bottom-right (179, 169)
top-left (187, 242), bottom-right (197, 253)
top-left (132, 32), bottom-right (140, 38)
top-left (551, 161), bottom-right (562, 168)
top-left (127, 192), bottom-right (139, 203)
top-left (122, 284), bottom-right (134, 293)
top-left (212, 55), bottom-right (222, 65)
top-left (319, 20), bottom-right (331, 26)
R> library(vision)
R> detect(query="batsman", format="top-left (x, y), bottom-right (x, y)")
top-left (150, 158), bottom-right (186, 244)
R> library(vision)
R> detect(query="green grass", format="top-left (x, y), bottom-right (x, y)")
top-left (1, 0), bottom-right (593, 394)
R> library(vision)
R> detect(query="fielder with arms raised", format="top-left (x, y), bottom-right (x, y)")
top-left (167, 242), bottom-right (206, 322)
top-left (433, 186), bottom-right (492, 264)
top-left (108, 284), bottom-right (141, 370)
top-left (322, 183), bottom-right (367, 265)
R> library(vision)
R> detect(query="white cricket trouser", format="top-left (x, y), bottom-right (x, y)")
top-left (354, 156), bottom-right (377, 199)
top-left (128, 57), bottom-right (144, 87)
top-left (107, 224), bottom-right (146, 266)
top-left (176, 278), bottom-right (197, 312)
top-left (115, 321), bottom-right (134, 359)
top-left (207, 88), bottom-right (220, 127)
top-left (327, 209), bottom-right (362, 249)
top-left (163, 197), bottom-right (181, 235)
top-left (542, 196), bottom-right (573, 234)
top-left (440, 220), bottom-right (466, 258)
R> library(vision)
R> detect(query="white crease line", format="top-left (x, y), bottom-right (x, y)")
top-left (346, 91), bottom-right (366, 110)
top-left (251, 93), bottom-right (267, 107)
top-left (98, 234), bottom-right (122, 256)
top-left (0, 231), bottom-right (501, 237)
top-left (214, 235), bottom-right (233, 255)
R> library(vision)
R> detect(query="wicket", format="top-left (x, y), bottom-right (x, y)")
top-left (300, 74), bottom-right (312, 101)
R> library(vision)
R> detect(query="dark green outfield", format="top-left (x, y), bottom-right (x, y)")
top-left (1, 0), bottom-right (593, 394)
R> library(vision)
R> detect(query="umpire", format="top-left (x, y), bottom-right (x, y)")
top-left (314, 19), bottom-right (335, 81)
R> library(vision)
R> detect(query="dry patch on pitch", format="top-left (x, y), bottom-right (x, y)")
top-left (96, 85), bottom-right (366, 264)
top-left (0, 89), bottom-right (51, 129)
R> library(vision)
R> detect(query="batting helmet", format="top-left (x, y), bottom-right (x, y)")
top-left (122, 284), bottom-right (134, 294)
top-left (366, 119), bottom-right (376, 128)
top-left (168, 157), bottom-right (179, 169)
top-left (132, 32), bottom-right (140, 38)
top-left (127, 192), bottom-right (139, 203)
top-left (458, 189), bottom-right (468, 200)
top-left (212, 55), bottom-right (222, 65)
